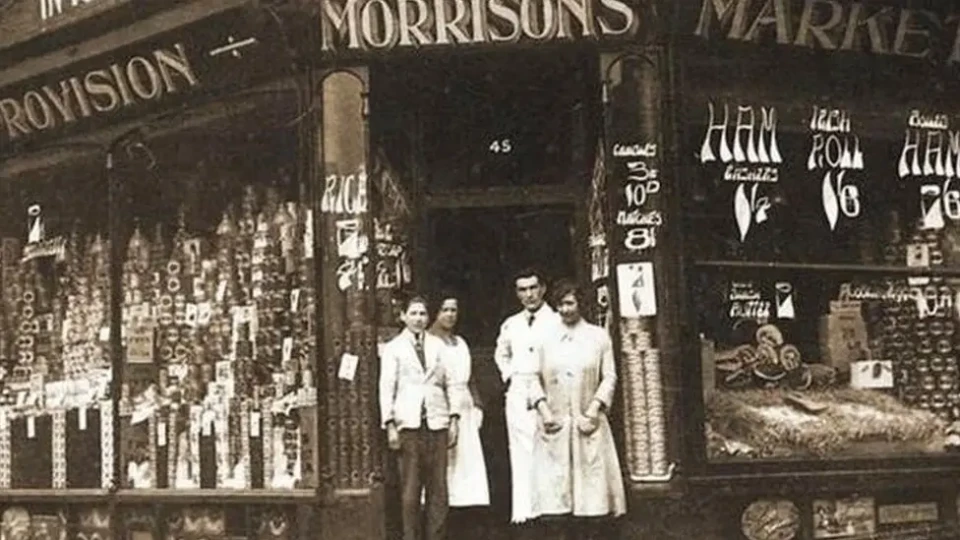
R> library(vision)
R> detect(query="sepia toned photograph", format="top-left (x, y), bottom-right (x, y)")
top-left (3, 1), bottom-right (960, 540)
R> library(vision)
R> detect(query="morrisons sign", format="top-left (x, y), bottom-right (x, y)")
top-left (320, 0), bottom-right (643, 51)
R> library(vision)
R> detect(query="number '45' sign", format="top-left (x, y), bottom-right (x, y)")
top-left (489, 139), bottom-right (512, 154)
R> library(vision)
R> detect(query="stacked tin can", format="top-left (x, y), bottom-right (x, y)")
top-left (117, 185), bottom-right (318, 489)
top-left (620, 317), bottom-right (668, 480)
top-left (880, 214), bottom-right (960, 421)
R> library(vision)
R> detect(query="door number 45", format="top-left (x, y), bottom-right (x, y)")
top-left (489, 139), bottom-right (513, 154)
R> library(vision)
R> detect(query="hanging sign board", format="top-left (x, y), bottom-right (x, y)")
top-left (0, 5), bottom-right (287, 156)
top-left (318, 0), bottom-right (649, 52)
top-left (691, 0), bottom-right (960, 66)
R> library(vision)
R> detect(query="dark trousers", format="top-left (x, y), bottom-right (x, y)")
top-left (399, 428), bottom-right (449, 540)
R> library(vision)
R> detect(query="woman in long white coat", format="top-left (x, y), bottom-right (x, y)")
top-left (530, 280), bottom-right (626, 526)
top-left (431, 295), bottom-right (490, 508)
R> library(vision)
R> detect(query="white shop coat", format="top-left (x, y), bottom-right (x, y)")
top-left (494, 303), bottom-right (560, 523)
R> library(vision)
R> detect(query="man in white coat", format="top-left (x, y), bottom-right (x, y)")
top-left (494, 268), bottom-right (560, 526)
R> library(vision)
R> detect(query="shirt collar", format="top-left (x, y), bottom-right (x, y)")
top-left (525, 303), bottom-right (553, 320)
top-left (401, 328), bottom-right (424, 343)
top-left (560, 319), bottom-right (585, 340)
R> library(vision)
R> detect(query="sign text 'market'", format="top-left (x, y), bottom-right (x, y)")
top-left (695, 0), bottom-right (960, 65)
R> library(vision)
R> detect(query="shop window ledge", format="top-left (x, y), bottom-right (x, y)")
top-left (692, 259), bottom-right (960, 277)
top-left (627, 479), bottom-right (686, 500)
top-left (687, 466), bottom-right (960, 496)
top-left (0, 489), bottom-right (110, 503)
top-left (115, 489), bottom-right (317, 505)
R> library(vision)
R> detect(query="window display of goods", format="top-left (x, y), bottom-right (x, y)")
top-left (702, 274), bottom-right (960, 461)
top-left (119, 184), bottom-right (318, 490)
top-left (0, 192), bottom-right (113, 488)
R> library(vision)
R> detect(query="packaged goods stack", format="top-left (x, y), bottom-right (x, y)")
top-left (119, 184), bottom-right (317, 490)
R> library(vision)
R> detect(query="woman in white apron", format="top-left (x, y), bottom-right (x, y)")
top-left (431, 295), bottom-right (490, 508)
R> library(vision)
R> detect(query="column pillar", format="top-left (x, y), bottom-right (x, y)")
top-left (600, 47), bottom-right (682, 486)
top-left (314, 66), bottom-right (386, 540)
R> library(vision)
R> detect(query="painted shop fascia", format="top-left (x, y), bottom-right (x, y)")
top-left (318, 0), bottom-right (647, 52)
top-left (693, 0), bottom-right (960, 66)
top-left (0, 6), bottom-right (287, 157)
top-left (0, 44), bottom-right (199, 147)
top-left (0, 0), bottom-right (132, 50)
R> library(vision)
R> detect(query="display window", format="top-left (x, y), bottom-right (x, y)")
top-left (112, 86), bottom-right (318, 490)
top-left (681, 53), bottom-right (960, 464)
top-left (0, 155), bottom-right (112, 489)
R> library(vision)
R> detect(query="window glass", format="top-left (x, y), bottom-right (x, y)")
top-left (686, 99), bottom-right (960, 462)
top-left (117, 109), bottom-right (318, 489)
top-left (0, 159), bottom-right (112, 489)
top-left (378, 50), bottom-right (599, 189)
top-left (700, 269), bottom-right (960, 461)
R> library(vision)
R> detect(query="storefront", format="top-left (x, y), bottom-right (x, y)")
top-left (11, 0), bottom-right (960, 539)
top-left (308, 0), bottom-right (680, 538)
top-left (0, 1), bottom-right (326, 539)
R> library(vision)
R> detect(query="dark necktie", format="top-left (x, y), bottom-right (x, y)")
top-left (527, 312), bottom-right (535, 327)
top-left (415, 334), bottom-right (428, 421)
top-left (414, 334), bottom-right (426, 369)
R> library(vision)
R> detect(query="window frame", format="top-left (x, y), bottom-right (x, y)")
top-left (674, 42), bottom-right (960, 480)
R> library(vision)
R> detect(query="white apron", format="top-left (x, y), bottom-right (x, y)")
top-left (448, 405), bottom-right (490, 507)
top-left (442, 336), bottom-right (491, 507)
top-left (494, 305), bottom-right (560, 523)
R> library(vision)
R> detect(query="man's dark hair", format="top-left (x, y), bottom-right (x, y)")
top-left (512, 266), bottom-right (546, 287)
top-left (400, 292), bottom-right (430, 313)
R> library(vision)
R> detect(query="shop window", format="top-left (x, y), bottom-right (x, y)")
top-left (117, 94), bottom-right (317, 489)
top-left (0, 160), bottom-right (111, 489)
top-left (685, 100), bottom-right (960, 462)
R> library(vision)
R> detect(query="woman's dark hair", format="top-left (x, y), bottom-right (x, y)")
top-left (551, 279), bottom-right (589, 314)
top-left (433, 288), bottom-right (460, 316)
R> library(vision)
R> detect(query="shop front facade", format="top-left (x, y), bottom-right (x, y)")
top-left (8, 0), bottom-right (960, 539)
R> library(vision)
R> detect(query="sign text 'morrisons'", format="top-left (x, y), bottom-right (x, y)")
top-left (0, 44), bottom-right (199, 143)
top-left (321, 0), bottom-right (638, 51)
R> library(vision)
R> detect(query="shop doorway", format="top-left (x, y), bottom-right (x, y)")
top-left (425, 204), bottom-right (577, 351)
top-left (422, 198), bottom-right (582, 532)
top-left (372, 45), bottom-right (601, 538)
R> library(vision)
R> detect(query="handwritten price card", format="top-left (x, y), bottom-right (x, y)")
top-left (808, 106), bottom-right (864, 232)
top-left (698, 102), bottom-right (782, 243)
top-left (899, 110), bottom-right (960, 231)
